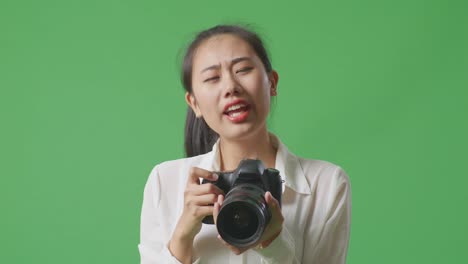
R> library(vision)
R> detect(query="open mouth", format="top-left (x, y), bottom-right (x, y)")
top-left (223, 104), bottom-right (250, 118)
top-left (223, 102), bottom-right (251, 123)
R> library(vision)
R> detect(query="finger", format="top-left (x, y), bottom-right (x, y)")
top-left (188, 183), bottom-right (224, 196)
top-left (257, 193), bottom-right (283, 249)
top-left (191, 193), bottom-right (219, 206)
top-left (187, 205), bottom-right (214, 220)
top-left (218, 194), bottom-right (224, 205)
top-left (187, 167), bottom-right (218, 185)
top-left (213, 201), bottom-right (220, 225)
top-left (265, 192), bottom-right (278, 207)
top-left (217, 235), bottom-right (244, 255)
top-left (265, 192), bottom-right (281, 215)
top-left (213, 195), bottom-right (224, 224)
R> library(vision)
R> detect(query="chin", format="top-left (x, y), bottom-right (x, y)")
top-left (219, 124), bottom-right (266, 142)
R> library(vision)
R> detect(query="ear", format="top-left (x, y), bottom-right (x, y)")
top-left (268, 70), bottom-right (279, 96)
top-left (185, 92), bottom-right (202, 117)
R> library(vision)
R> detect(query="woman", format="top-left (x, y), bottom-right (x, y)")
top-left (139, 25), bottom-right (351, 264)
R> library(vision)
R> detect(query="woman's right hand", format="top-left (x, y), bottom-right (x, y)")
top-left (169, 167), bottom-right (223, 263)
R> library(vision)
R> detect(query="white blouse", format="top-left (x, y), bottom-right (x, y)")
top-left (139, 133), bottom-right (351, 263)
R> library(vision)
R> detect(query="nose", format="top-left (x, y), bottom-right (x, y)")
top-left (222, 72), bottom-right (242, 98)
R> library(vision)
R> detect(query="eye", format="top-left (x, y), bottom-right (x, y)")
top-left (235, 67), bottom-right (253, 74)
top-left (203, 76), bottom-right (220, 83)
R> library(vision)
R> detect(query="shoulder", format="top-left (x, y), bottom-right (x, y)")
top-left (298, 157), bottom-right (349, 183)
top-left (143, 154), bottom-right (211, 204)
top-left (293, 156), bottom-right (351, 218)
top-left (293, 155), bottom-right (351, 195)
top-left (147, 153), bottom-right (211, 185)
top-left (274, 134), bottom-right (350, 195)
top-left (153, 156), bottom-right (198, 175)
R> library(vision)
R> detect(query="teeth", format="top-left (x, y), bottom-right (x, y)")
top-left (229, 112), bottom-right (242, 117)
top-left (226, 104), bottom-right (246, 112)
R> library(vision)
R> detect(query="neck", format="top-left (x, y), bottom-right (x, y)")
top-left (218, 129), bottom-right (277, 171)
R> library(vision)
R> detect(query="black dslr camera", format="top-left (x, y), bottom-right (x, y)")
top-left (202, 159), bottom-right (282, 248)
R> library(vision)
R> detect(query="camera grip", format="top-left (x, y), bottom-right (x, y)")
top-left (200, 173), bottom-right (231, 225)
top-left (264, 168), bottom-right (282, 208)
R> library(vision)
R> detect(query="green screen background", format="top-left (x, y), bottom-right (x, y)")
top-left (2, 0), bottom-right (467, 263)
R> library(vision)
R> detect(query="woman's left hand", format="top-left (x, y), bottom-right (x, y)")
top-left (213, 191), bottom-right (284, 255)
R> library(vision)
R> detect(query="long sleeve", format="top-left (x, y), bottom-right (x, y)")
top-left (253, 225), bottom-right (300, 264)
top-left (303, 167), bottom-right (352, 264)
top-left (138, 166), bottom-right (200, 264)
top-left (138, 137), bottom-right (351, 263)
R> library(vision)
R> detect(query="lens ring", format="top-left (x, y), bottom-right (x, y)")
top-left (216, 184), bottom-right (270, 248)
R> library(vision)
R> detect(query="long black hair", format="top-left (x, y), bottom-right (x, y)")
top-left (181, 25), bottom-right (273, 157)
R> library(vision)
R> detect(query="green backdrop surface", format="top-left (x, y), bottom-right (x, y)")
top-left (1, 0), bottom-right (467, 263)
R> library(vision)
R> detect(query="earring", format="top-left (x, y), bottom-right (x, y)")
top-left (271, 87), bottom-right (277, 96)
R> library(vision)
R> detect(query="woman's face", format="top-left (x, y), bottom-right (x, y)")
top-left (186, 34), bottom-right (278, 141)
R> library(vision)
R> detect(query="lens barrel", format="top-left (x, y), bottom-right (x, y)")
top-left (216, 184), bottom-right (270, 248)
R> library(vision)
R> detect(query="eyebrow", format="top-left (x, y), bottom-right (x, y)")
top-left (200, 57), bottom-right (252, 73)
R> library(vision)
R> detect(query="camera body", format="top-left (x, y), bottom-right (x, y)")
top-left (202, 159), bottom-right (282, 248)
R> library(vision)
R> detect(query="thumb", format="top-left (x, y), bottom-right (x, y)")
top-left (265, 191), bottom-right (279, 209)
top-left (188, 167), bottom-right (218, 185)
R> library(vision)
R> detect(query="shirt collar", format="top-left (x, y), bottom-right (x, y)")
top-left (198, 132), bottom-right (312, 194)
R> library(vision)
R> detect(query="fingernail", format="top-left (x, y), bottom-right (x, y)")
top-left (212, 173), bottom-right (218, 180)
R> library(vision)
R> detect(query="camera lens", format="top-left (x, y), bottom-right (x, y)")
top-left (216, 184), bottom-right (270, 248)
top-left (221, 203), bottom-right (259, 240)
